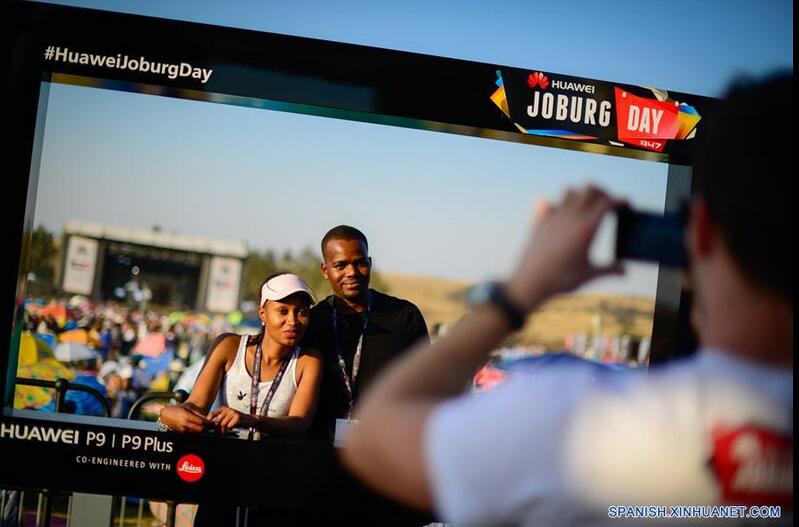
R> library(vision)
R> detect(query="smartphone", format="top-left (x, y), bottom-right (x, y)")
top-left (589, 206), bottom-right (686, 268)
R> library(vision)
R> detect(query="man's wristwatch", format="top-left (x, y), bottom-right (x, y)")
top-left (466, 281), bottom-right (527, 330)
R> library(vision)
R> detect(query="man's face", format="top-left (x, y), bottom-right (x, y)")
top-left (321, 238), bottom-right (371, 301)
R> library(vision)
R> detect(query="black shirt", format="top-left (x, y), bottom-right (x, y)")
top-left (302, 289), bottom-right (429, 440)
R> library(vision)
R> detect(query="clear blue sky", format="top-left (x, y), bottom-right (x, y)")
top-left (34, 0), bottom-right (793, 97)
top-left (29, 0), bottom-right (793, 297)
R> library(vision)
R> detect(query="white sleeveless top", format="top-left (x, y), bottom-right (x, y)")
top-left (219, 335), bottom-right (300, 438)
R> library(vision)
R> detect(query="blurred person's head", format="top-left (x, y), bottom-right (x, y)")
top-left (98, 359), bottom-right (118, 379)
top-left (686, 71), bottom-right (792, 355)
top-left (105, 374), bottom-right (123, 397)
top-left (116, 360), bottom-right (135, 390)
top-left (320, 225), bottom-right (371, 304)
top-left (145, 316), bottom-right (162, 333)
top-left (255, 272), bottom-right (316, 349)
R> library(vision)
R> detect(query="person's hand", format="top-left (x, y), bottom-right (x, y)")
top-left (208, 406), bottom-right (253, 435)
top-left (159, 404), bottom-right (213, 433)
top-left (507, 185), bottom-right (624, 310)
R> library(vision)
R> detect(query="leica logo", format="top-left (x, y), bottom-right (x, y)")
top-left (179, 462), bottom-right (202, 473)
top-left (176, 454), bottom-right (205, 483)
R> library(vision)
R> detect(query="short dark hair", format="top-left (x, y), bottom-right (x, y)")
top-left (321, 225), bottom-right (369, 257)
top-left (691, 71), bottom-right (792, 301)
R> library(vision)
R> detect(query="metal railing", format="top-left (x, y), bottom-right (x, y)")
top-left (127, 389), bottom-right (188, 420)
top-left (15, 377), bottom-right (111, 417)
top-left (124, 389), bottom-right (189, 527)
top-left (7, 379), bottom-right (190, 526)
top-left (12, 377), bottom-right (112, 527)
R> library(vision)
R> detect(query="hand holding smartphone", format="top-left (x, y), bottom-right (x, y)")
top-left (590, 205), bottom-right (686, 268)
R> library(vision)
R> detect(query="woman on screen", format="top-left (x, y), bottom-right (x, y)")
top-left (157, 272), bottom-right (323, 439)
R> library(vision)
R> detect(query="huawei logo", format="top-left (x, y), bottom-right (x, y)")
top-left (527, 71), bottom-right (549, 90)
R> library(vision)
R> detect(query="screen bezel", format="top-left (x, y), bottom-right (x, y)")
top-left (0, 2), bottom-right (709, 504)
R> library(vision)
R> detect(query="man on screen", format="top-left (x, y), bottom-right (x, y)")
top-left (342, 72), bottom-right (793, 526)
top-left (302, 225), bottom-right (429, 441)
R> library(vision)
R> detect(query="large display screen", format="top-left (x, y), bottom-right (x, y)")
top-left (0, 2), bottom-right (711, 508)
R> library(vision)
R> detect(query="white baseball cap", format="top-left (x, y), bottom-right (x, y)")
top-left (98, 360), bottom-right (119, 381)
top-left (118, 364), bottom-right (134, 380)
top-left (260, 274), bottom-right (317, 306)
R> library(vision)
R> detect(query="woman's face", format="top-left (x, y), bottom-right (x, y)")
top-left (259, 292), bottom-right (311, 348)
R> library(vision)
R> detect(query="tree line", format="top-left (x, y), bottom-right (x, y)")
top-left (25, 226), bottom-right (387, 307)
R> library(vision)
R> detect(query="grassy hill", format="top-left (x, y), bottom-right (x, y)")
top-left (380, 272), bottom-right (654, 350)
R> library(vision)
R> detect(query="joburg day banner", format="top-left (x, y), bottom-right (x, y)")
top-left (491, 69), bottom-right (702, 154)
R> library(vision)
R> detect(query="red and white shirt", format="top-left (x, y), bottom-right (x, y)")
top-left (425, 349), bottom-right (792, 526)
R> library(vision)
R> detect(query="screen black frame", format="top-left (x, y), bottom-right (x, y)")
top-left (0, 2), bottom-right (711, 505)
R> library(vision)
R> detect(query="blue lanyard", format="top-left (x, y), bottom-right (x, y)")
top-left (329, 291), bottom-right (372, 417)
